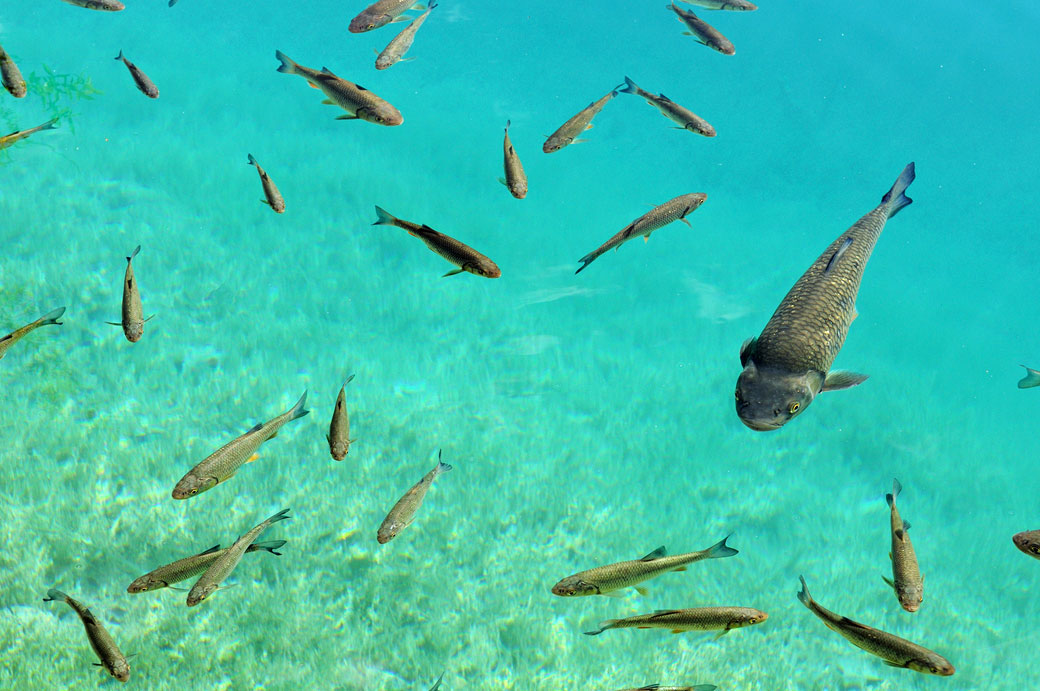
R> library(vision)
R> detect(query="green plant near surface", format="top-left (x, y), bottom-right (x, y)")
top-left (0, 65), bottom-right (101, 135)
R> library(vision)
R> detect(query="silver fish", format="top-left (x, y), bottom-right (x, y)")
top-left (327, 374), bottom-right (356, 461)
top-left (114, 51), bottom-right (158, 98)
top-left (0, 118), bottom-right (57, 151)
top-left (373, 206), bottom-right (501, 278)
top-left (247, 154), bottom-right (285, 213)
top-left (350, 0), bottom-right (424, 33)
top-left (614, 686), bottom-right (717, 691)
top-left (584, 607), bottom-right (767, 637)
top-left (106, 245), bottom-right (150, 343)
top-left (0, 307), bottom-right (65, 361)
top-left (500, 120), bottom-right (528, 199)
top-left (375, 0), bottom-right (438, 70)
top-left (618, 76), bottom-right (715, 137)
top-left (543, 88), bottom-right (619, 153)
top-left (61, 0), bottom-right (125, 10)
top-left (377, 451), bottom-right (452, 544)
top-left (667, 3), bottom-right (736, 55)
top-left (43, 589), bottom-right (130, 683)
top-left (0, 43), bottom-right (27, 98)
top-left (883, 478), bottom-right (923, 612)
top-left (681, 0), bottom-right (757, 9)
top-left (275, 51), bottom-right (403, 126)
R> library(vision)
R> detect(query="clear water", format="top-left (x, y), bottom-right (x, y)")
top-left (1, 0), bottom-right (1038, 688)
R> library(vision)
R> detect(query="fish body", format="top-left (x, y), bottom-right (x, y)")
top-left (619, 76), bottom-right (715, 137)
top-left (172, 391), bottom-right (310, 499)
top-left (275, 51), bottom-right (403, 126)
top-left (61, 0), bottom-right (125, 10)
top-left (373, 206), bottom-right (501, 278)
top-left (376, 0), bottom-right (437, 70)
top-left (584, 607), bottom-right (767, 636)
top-left (1018, 365), bottom-right (1040, 388)
top-left (0, 44), bottom-right (27, 98)
top-left (377, 452), bottom-right (452, 543)
top-left (615, 686), bottom-right (717, 691)
top-left (0, 118), bottom-right (58, 151)
top-left (796, 576), bottom-right (954, 675)
top-left (668, 3), bottom-right (736, 55)
top-left (682, 0), bottom-right (757, 9)
top-left (350, 0), bottom-right (422, 33)
top-left (735, 163), bottom-right (916, 431)
top-left (247, 154), bottom-right (285, 213)
top-left (552, 535), bottom-right (736, 596)
top-left (127, 540), bottom-right (286, 593)
top-left (186, 509), bottom-right (291, 606)
top-left (107, 245), bottom-right (147, 342)
top-left (501, 120), bottom-right (528, 199)
top-left (0, 307), bottom-right (65, 360)
top-left (43, 589), bottom-right (130, 683)
top-left (327, 374), bottom-right (356, 461)
top-left (576, 193), bottom-right (707, 274)
top-left (114, 51), bottom-right (158, 98)
top-left (1012, 530), bottom-right (1040, 559)
top-left (884, 478), bottom-right (923, 612)
top-left (543, 88), bottom-right (618, 153)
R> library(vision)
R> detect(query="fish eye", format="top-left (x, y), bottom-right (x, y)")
top-left (189, 488), bottom-right (198, 495)
top-left (734, 389), bottom-right (740, 401)
top-left (1031, 546), bottom-right (1040, 555)
top-left (749, 616), bottom-right (758, 624)
top-left (930, 667), bottom-right (939, 674)
top-left (788, 402), bottom-right (800, 414)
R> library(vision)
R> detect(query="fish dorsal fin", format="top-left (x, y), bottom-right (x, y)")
top-left (0, 334), bottom-right (11, 343)
top-left (320, 67), bottom-right (337, 76)
top-left (739, 336), bottom-right (757, 366)
top-left (658, 93), bottom-right (673, 102)
top-left (198, 544), bottom-right (221, 556)
top-left (355, 83), bottom-right (370, 92)
top-left (640, 546), bottom-right (667, 561)
top-left (652, 609), bottom-right (680, 616)
top-left (902, 519), bottom-right (911, 531)
top-left (824, 236), bottom-right (853, 274)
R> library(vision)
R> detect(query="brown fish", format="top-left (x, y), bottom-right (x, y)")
top-left (114, 51), bottom-right (159, 98)
top-left (883, 478), bottom-right (923, 612)
top-left (106, 245), bottom-right (150, 343)
top-left (0, 307), bottom-right (65, 361)
top-left (500, 120), bottom-right (528, 199)
top-left (0, 118), bottom-right (58, 151)
top-left (584, 607), bottom-right (767, 637)
top-left (543, 88), bottom-right (619, 153)
top-left (43, 589), bottom-right (130, 683)
top-left (247, 154), bottom-right (285, 213)
top-left (618, 76), bottom-right (715, 137)
top-left (0, 43), bottom-right (27, 98)
top-left (1013, 530), bottom-right (1040, 559)
top-left (667, 3), bottom-right (736, 55)
top-left (61, 0), bottom-right (125, 10)
top-left (350, 0), bottom-right (424, 33)
top-left (127, 540), bottom-right (286, 593)
top-left (275, 51), bottom-right (403, 126)
top-left (327, 373), bottom-right (356, 461)
top-left (373, 206), bottom-right (501, 278)
top-left (377, 452), bottom-right (452, 544)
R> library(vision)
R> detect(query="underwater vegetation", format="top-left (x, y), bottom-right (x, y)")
top-left (0, 64), bottom-right (99, 136)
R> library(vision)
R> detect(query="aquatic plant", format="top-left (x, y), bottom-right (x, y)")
top-left (0, 64), bottom-right (100, 135)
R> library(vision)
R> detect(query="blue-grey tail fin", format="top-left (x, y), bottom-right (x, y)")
top-left (247, 153), bottom-right (258, 166)
top-left (128, 245), bottom-right (141, 263)
top-left (881, 162), bottom-right (915, 218)
top-left (1018, 365), bottom-right (1040, 389)
top-left (43, 588), bottom-right (68, 602)
top-left (373, 206), bottom-right (396, 226)
top-left (706, 534), bottom-right (739, 559)
top-left (38, 307), bottom-right (66, 326)
top-left (619, 76), bottom-right (638, 94)
top-left (114, 50), bottom-right (124, 61)
top-left (289, 391), bottom-right (309, 420)
top-left (274, 50), bottom-right (296, 74)
top-left (796, 575), bottom-right (812, 607)
top-left (248, 539), bottom-right (287, 555)
top-left (265, 508), bottom-right (291, 525)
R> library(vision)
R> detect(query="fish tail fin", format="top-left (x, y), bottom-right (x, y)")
top-left (619, 76), bottom-right (638, 94)
top-left (428, 0), bottom-right (438, 8)
top-left (583, 620), bottom-right (616, 636)
top-left (575, 249), bottom-right (604, 274)
top-left (128, 245), bottom-right (141, 263)
top-left (247, 153), bottom-right (258, 166)
top-left (289, 391), bottom-right (310, 421)
top-left (886, 478), bottom-right (902, 507)
top-left (43, 588), bottom-right (68, 603)
top-left (250, 539), bottom-right (287, 555)
top-left (372, 206), bottom-right (397, 226)
top-left (274, 50), bottom-right (298, 74)
top-left (435, 449), bottom-right (453, 474)
top-left (881, 162), bottom-right (915, 218)
top-left (1018, 365), bottom-right (1040, 389)
top-left (796, 575), bottom-right (813, 607)
top-left (38, 307), bottom-right (66, 326)
top-left (706, 534), bottom-right (739, 559)
top-left (266, 508), bottom-right (291, 525)
top-left (114, 50), bottom-right (124, 61)
top-left (40, 118), bottom-right (59, 131)
top-left (343, 372), bottom-right (356, 387)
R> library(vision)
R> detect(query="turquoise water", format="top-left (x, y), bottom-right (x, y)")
top-left (2, 0), bottom-right (1039, 688)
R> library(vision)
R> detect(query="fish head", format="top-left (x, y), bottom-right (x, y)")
top-left (731, 608), bottom-right (768, 628)
top-left (907, 657), bottom-right (955, 676)
top-left (1013, 531), bottom-right (1040, 558)
top-left (688, 122), bottom-right (716, 137)
top-left (375, 55), bottom-right (394, 71)
top-left (897, 584), bottom-right (923, 612)
top-left (377, 521), bottom-right (400, 544)
top-left (109, 658), bottom-right (131, 682)
top-left (550, 577), bottom-right (598, 597)
top-left (358, 104), bottom-right (404, 127)
top-left (125, 322), bottom-right (144, 342)
top-left (171, 473), bottom-right (217, 500)
top-left (126, 576), bottom-right (165, 593)
top-left (186, 583), bottom-right (217, 607)
top-left (735, 361), bottom-right (819, 431)
top-left (467, 261), bottom-right (502, 279)
top-left (330, 441), bottom-right (349, 461)
top-left (349, 12), bottom-right (388, 33)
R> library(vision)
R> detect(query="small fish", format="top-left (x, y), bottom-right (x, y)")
top-left (375, 0), bottom-right (438, 70)
top-left (543, 88), bottom-right (620, 153)
top-left (796, 576), bottom-right (954, 675)
top-left (275, 51), bottom-right (403, 126)
top-left (373, 206), bottom-right (501, 278)
top-left (172, 391), bottom-right (310, 499)
top-left (552, 535), bottom-right (736, 596)
top-left (0, 118), bottom-right (58, 151)
top-left (1012, 530), bottom-right (1040, 559)
top-left (127, 540), bottom-right (287, 593)
top-left (350, 0), bottom-right (425, 33)
top-left (377, 451), bottom-right (452, 544)
top-left (883, 478), bottom-right (923, 612)
top-left (0, 307), bottom-right (65, 361)
top-left (1018, 365), bottom-right (1040, 388)
top-left (499, 120), bottom-right (528, 199)
top-left (247, 154), bottom-right (285, 213)
top-left (106, 245), bottom-right (151, 343)
top-left (186, 509), bottom-right (291, 606)
top-left (327, 374), bottom-right (357, 461)
top-left (735, 163), bottom-right (916, 431)
top-left (614, 685), bottom-right (717, 691)
top-left (114, 51), bottom-right (159, 98)
top-left (0, 43), bottom-right (27, 98)
top-left (42, 589), bottom-right (130, 683)
top-left (61, 0), bottom-right (125, 10)
top-left (618, 76), bottom-right (715, 137)
top-left (576, 193), bottom-right (707, 274)
top-left (681, 0), bottom-right (757, 9)
top-left (668, 3), bottom-right (736, 55)
top-left (584, 607), bottom-right (767, 637)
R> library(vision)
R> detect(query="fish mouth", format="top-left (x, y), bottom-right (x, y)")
top-left (738, 416), bottom-right (783, 432)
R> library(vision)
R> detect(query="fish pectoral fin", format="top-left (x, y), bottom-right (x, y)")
top-left (682, 32), bottom-right (708, 45)
top-left (497, 176), bottom-right (508, 187)
top-left (144, 314), bottom-right (156, 323)
top-left (680, 217), bottom-right (692, 227)
top-left (882, 660), bottom-right (906, 668)
top-left (307, 82), bottom-right (320, 89)
top-left (573, 137), bottom-right (589, 144)
top-left (821, 370), bottom-right (868, 391)
top-left (104, 321), bottom-right (122, 327)
top-left (634, 586), bottom-right (650, 596)
top-left (712, 629), bottom-right (729, 640)
top-left (602, 590), bottom-right (625, 598)
top-left (391, 15), bottom-right (411, 22)
top-left (882, 574), bottom-right (895, 589)
top-left (442, 268), bottom-right (465, 277)
top-left (643, 235), bottom-right (650, 243)
top-left (739, 336), bottom-right (757, 366)
top-left (335, 115), bottom-right (361, 120)
top-left (671, 629), bottom-right (685, 634)
top-left (245, 453), bottom-right (260, 464)
top-left (168, 586), bottom-right (189, 592)
top-left (672, 565), bottom-right (687, 572)
top-left (321, 99), bottom-right (335, 105)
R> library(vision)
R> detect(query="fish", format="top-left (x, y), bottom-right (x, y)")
top-left (667, 3), bottom-right (736, 55)
top-left (0, 307), bottom-right (65, 361)
top-left (372, 206), bottom-right (501, 278)
top-left (681, 0), bottom-right (757, 9)
top-left (614, 686), bottom-right (717, 691)
top-left (127, 540), bottom-right (287, 593)
top-left (1012, 530), bottom-right (1040, 559)
top-left (186, 509), bottom-right (291, 606)
top-left (349, 0), bottom-right (425, 33)
top-left (247, 154), bottom-right (286, 213)
top-left (105, 245), bottom-right (151, 343)
top-left (0, 43), bottom-right (27, 98)
top-left (327, 373), bottom-right (357, 461)
top-left (61, 0), bottom-right (125, 10)
top-left (499, 120), bottom-right (528, 199)
top-left (796, 576), bottom-right (954, 675)
top-left (172, 391), bottom-right (310, 499)
top-left (735, 163), bottom-right (916, 431)
top-left (377, 451), bottom-right (452, 544)
top-left (575, 193), bottom-right (707, 274)
top-left (42, 589), bottom-right (130, 683)
top-left (552, 535), bottom-right (737, 597)
top-left (114, 51), bottom-right (159, 99)
top-left (275, 51), bottom-right (403, 126)
top-left (543, 88), bottom-right (619, 153)
top-left (618, 76), bottom-right (715, 137)
top-left (584, 607), bottom-right (767, 637)
top-left (0, 118), bottom-right (58, 151)
top-left (883, 478), bottom-right (923, 612)
top-left (1017, 365), bottom-right (1040, 388)
top-left (375, 0), bottom-right (438, 70)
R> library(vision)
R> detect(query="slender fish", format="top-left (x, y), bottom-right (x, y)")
top-left (614, 686), bottom-right (717, 691)
top-left (584, 607), bottom-right (767, 637)
top-left (275, 51), bottom-right (403, 126)
top-left (500, 120), bottom-right (528, 199)
top-left (576, 193), bottom-right (707, 274)
top-left (1012, 530), bottom-right (1040, 559)
top-left (1017, 365), bottom-right (1040, 388)
top-left (543, 88), bottom-right (620, 153)
top-left (618, 76), bottom-right (715, 137)
top-left (61, 0), bottom-right (125, 10)
top-left (796, 576), bottom-right (954, 675)
top-left (883, 478), bottom-right (923, 612)
top-left (42, 589), bottom-right (130, 683)
top-left (552, 536), bottom-right (737, 596)
top-left (668, 3), bottom-right (736, 55)
top-left (735, 163), bottom-right (916, 431)
top-left (350, 0), bottom-right (424, 33)
top-left (247, 154), bottom-right (286, 213)
top-left (186, 509), bottom-right (291, 606)
top-left (0, 307), bottom-right (65, 361)
top-left (373, 206), bottom-right (501, 278)
top-left (127, 540), bottom-right (287, 593)
top-left (375, 0), bottom-right (438, 70)
top-left (105, 245), bottom-right (150, 343)
top-left (681, 0), bottom-right (757, 10)
top-left (114, 51), bottom-right (159, 98)
top-left (327, 373), bottom-right (357, 461)
top-left (0, 118), bottom-right (58, 151)
top-left (0, 43), bottom-right (27, 98)
top-left (172, 391), bottom-right (310, 499)
top-left (377, 451), bottom-right (452, 544)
